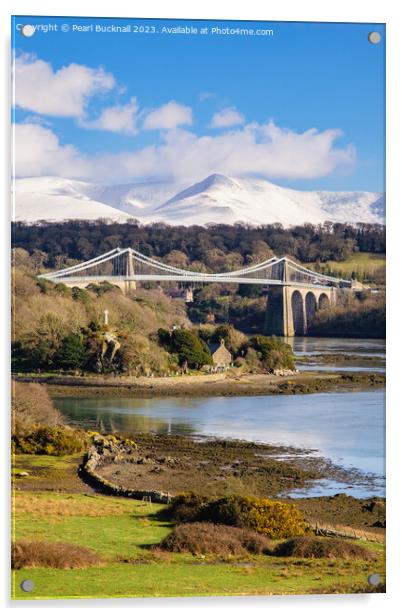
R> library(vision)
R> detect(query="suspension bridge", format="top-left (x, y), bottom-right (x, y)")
top-left (38, 247), bottom-right (356, 337)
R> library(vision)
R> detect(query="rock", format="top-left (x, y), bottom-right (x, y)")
top-left (137, 457), bottom-right (154, 465)
top-left (150, 466), bottom-right (163, 474)
top-left (15, 471), bottom-right (29, 477)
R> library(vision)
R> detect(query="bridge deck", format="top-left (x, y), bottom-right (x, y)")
top-left (54, 274), bottom-right (344, 290)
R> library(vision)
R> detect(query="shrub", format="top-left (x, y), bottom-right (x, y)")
top-left (13, 425), bottom-right (89, 456)
top-left (166, 493), bottom-right (208, 522)
top-left (86, 281), bottom-right (120, 296)
top-left (15, 313), bottom-right (71, 370)
top-left (244, 347), bottom-right (261, 373)
top-left (157, 328), bottom-right (172, 348)
top-left (309, 297), bottom-right (385, 338)
top-left (247, 336), bottom-right (295, 372)
top-left (56, 333), bottom-right (86, 370)
top-left (202, 495), bottom-right (305, 539)
top-left (71, 286), bottom-right (91, 303)
top-left (158, 522), bottom-right (273, 556)
top-left (12, 541), bottom-right (102, 569)
top-left (117, 331), bottom-right (171, 376)
top-left (36, 279), bottom-right (52, 294)
top-left (208, 325), bottom-right (248, 355)
top-left (170, 329), bottom-right (213, 369)
top-left (53, 283), bottom-right (71, 297)
top-left (12, 381), bottom-right (63, 436)
top-left (167, 494), bottom-right (305, 539)
top-left (275, 536), bottom-right (376, 560)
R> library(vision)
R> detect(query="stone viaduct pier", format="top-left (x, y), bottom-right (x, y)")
top-left (263, 261), bottom-right (336, 336)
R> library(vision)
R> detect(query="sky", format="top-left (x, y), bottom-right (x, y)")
top-left (12, 16), bottom-right (385, 192)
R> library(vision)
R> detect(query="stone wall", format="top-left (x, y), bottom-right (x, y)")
top-left (80, 437), bottom-right (171, 504)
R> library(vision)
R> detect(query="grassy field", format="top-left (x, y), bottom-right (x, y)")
top-left (12, 453), bottom-right (92, 493)
top-left (12, 457), bottom-right (386, 600)
top-left (308, 252), bottom-right (385, 281)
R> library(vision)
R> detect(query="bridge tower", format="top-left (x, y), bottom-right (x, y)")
top-left (264, 258), bottom-right (296, 337)
top-left (125, 248), bottom-right (136, 293)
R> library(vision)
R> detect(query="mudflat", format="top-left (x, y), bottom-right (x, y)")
top-left (93, 434), bottom-right (385, 536)
top-left (39, 370), bottom-right (385, 399)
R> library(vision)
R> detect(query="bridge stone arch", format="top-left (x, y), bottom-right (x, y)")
top-left (264, 285), bottom-right (337, 337)
top-left (305, 292), bottom-right (317, 329)
top-left (318, 292), bottom-right (331, 310)
top-left (291, 290), bottom-right (306, 335)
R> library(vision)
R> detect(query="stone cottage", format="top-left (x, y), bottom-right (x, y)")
top-left (208, 339), bottom-right (232, 370)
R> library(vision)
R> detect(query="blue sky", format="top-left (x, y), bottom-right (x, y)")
top-left (12, 16), bottom-right (385, 192)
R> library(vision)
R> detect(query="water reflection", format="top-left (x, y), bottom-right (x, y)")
top-left (284, 336), bottom-right (385, 357)
top-left (56, 390), bottom-right (385, 480)
top-left (58, 398), bottom-right (197, 436)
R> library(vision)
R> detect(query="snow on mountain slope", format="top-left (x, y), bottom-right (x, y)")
top-left (13, 177), bottom-right (134, 223)
top-left (151, 174), bottom-right (385, 226)
top-left (13, 174), bottom-right (385, 226)
top-left (92, 181), bottom-right (177, 216)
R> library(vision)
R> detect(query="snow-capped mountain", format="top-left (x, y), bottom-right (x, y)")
top-left (13, 177), bottom-right (134, 223)
top-left (153, 174), bottom-right (385, 226)
top-left (13, 174), bottom-right (385, 227)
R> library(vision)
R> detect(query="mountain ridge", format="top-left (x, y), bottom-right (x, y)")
top-left (13, 174), bottom-right (385, 227)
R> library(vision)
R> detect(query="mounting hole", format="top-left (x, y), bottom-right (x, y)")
top-left (21, 25), bottom-right (35, 37)
top-left (368, 31), bottom-right (381, 44)
top-left (368, 573), bottom-right (381, 586)
top-left (20, 579), bottom-right (34, 592)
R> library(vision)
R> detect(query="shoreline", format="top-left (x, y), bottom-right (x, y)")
top-left (76, 433), bottom-right (386, 536)
top-left (13, 432), bottom-right (386, 537)
top-left (16, 370), bottom-right (386, 398)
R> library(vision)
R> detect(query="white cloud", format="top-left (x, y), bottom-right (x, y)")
top-left (13, 123), bottom-right (90, 178)
top-left (14, 54), bottom-right (115, 118)
top-left (13, 120), bottom-right (356, 186)
top-left (80, 97), bottom-right (139, 134)
top-left (211, 106), bottom-right (245, 128)
top-left (143, 101), bottom-right (192, 130)
top-left (135, 121), bottom-right (356, 185)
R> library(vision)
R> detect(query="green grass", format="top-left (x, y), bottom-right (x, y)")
top-left (12, 454), bottom-right (85, 492)
top-left (13, 454), bottom-right (77, 472)
top-left (11, 490), bottom-right (385, 600)
top-left (12, 560), bottom-right (383, 599)
top-left (308, 252), bottom-right (385, 281)
top-left (14, 493), bottom-right (170, 559)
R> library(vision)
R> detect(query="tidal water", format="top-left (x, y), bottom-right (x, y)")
top-left (55, 337), bottom-right (385, 498)
top-left (287, 336), bottom-right (385, 357)
top-left (288, 336), bottom-right (386, 373)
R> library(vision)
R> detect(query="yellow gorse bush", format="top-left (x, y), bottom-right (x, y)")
top-left (169, 493), bottom-right (306, 540)
top-left (238, 496), bottom-right (305, 539)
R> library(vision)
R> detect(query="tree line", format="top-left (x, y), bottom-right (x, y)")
top-left (12, 220), bottom-right (385, 270)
